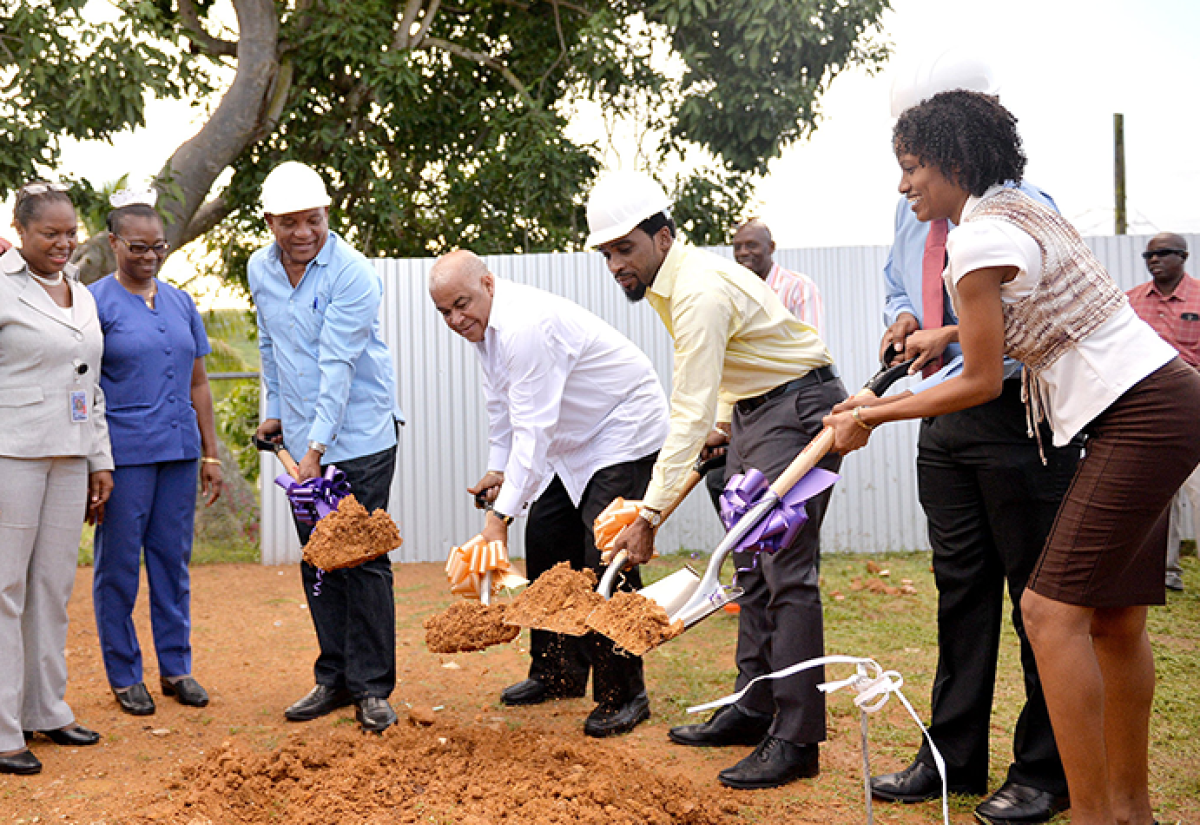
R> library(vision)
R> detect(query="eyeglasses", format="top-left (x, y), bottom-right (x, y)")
top-left (114, 235), bottom-right (170, 256)
top-left (1142, 248), bottom-right (1185, 261)
top-left (19, 182), bottom-right (71, 196)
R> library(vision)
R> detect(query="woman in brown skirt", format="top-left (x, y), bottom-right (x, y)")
top-left (823, 90), bottom-right (1200, 825)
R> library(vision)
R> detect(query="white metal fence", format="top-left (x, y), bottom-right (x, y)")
top-left (260, 232), bottom-right (1196, 565)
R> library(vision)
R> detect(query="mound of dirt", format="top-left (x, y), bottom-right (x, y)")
top-left (586, 591), bottom-right (684, 656)
top-left (503, 562), bottom-right (604, 636)
top-left (424, 600), bottom-right (520, 653)
top-left (133, 720), bottom-right (739, 825)
top-left (302, 494), bottom-right (402, 570)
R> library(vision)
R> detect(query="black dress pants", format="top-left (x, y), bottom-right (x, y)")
top-left (726, 373), bottom-right (846, 746)
top-left (523, 454), bottom-right (656, 705)
top-left (294, 442), bottom-right (398, 700)
top-left (914, 379), bottom-right (1078, 795)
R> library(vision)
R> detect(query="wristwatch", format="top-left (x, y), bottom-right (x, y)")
top-left (308, 440), bottom-right (327, 455)
top-left (638, 506), bottom-right (662, 528)
top-left (492, 510), bottom-right (515, 526)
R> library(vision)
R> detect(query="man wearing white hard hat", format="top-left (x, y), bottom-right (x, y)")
top-left (588, 170), bottom-right (846, 790)
top-left (873, 51), bottom-right (1075, 823)
top-left (249, 161), bottom-right (403, 734)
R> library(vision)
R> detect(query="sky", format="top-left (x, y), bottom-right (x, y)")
top-left (4, 0), bottom-right (1198, 267)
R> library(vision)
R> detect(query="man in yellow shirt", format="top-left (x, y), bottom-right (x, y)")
top-left (588, 171), bottom-right (845, 790)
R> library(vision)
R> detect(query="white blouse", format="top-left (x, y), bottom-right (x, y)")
top-left (946, 187), bottom-right (1176, 445)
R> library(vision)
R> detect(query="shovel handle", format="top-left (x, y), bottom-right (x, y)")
top-left (276, 448), bottom-right (302, 481)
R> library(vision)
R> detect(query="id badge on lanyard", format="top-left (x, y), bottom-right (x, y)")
top-left (70, 359), bottom-right (89, 423)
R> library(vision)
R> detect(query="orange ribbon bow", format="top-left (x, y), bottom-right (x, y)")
top-left (445, 534), bottom-right (528, 599)
top-left (593, 497), bottom-right (642, 562)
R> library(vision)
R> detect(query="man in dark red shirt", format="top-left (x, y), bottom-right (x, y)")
top-left (1127, 232), bottom-right (1200, 591)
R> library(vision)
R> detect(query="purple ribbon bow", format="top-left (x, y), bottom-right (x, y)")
top-left (719, 467), bottom-right (840, 555)
top-left (274, 465), bottom-right (352, 526)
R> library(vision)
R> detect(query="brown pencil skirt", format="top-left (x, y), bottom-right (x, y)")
top-left (1029, 358), bottom-right (1200, 608)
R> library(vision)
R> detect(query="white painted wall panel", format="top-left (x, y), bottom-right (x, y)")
top-left (261, 233), bottom-right (1184, 565)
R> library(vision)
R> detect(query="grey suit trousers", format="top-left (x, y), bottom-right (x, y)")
top-left (0, 456), bottom-right (88, 751)
top-left (725, 374), bottom-right (845, 746)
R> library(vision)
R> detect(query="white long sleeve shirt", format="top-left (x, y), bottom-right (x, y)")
top-left (477, 278), bottom-right (670, 517)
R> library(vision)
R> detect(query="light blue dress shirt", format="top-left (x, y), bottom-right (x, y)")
top-left (882, 181), bottom-right (1057, 391)
top-left (248, 231), bottom-right (399, 464)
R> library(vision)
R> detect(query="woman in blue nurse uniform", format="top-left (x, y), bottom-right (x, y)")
top-left (89, 192), bottom-right (223, 716)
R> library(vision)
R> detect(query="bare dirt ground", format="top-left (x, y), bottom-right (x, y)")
top-left (1, 561), bottom-right (1192, 824)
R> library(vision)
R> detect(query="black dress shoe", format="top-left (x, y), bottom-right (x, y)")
top-left (974, 780), bottom-right (1069, 824)
top-left (584, 693), bottom-right (650, 738)
top-left (33, 725), bottom-right (101, 747)
top-left (356, 697), bottom-right (397, 733)
top-left (668, 703), bottom-right (772, 748)
top-left (0, 750), bottom-right (42, 775)
top-left (113, 682), bottom-right (156, 716)
top-left (499, 678), bottom-right (585, 707)
top-left (161, 676), bottom-right (210, 708)
top-left (284, 685), bottom-right (354, 721)
top-left (871, 760), bottom-right (985, 802)
top-left (718, 736), bottom-right (819, 789)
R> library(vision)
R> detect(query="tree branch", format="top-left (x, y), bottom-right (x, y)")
top-left (422, 36), bottom-right (539, 111)
top-left (180, 195), bottom-right (234, 247)
top-left (178, 0), bottom-right (238, 58)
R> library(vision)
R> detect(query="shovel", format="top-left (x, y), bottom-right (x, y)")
top-left (608, 354), bottom-right (917, 644)
top-left (596, 452), bottom-right (726, 604)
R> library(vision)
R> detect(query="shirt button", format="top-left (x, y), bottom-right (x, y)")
top-left (165, 347), bottom-right (173, 355)
top-left (168, 394), bottom-right (176, 403)
top-left (75, 332), bottom-right (84, 341)
top-left (171, 420), bottom-right (179, 429)
top-left (158, 324), bottom-right (167, 333)
top-left (167, 371), bottom-right (175, 379)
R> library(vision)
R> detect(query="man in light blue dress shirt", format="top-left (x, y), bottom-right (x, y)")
top-left (249, 162), bottom-right (401, 734)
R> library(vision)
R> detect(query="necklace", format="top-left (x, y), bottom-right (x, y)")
top-left (28, 269), bottom-right (65, 287)
top-left (118, 274), bottom-right (157, 308)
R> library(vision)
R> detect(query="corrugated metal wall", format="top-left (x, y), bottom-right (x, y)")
top-left (261, 232), bottom-right (1194, 565)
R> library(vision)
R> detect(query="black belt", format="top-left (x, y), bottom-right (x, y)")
top-left (735, 365), bottom-right (839, 415)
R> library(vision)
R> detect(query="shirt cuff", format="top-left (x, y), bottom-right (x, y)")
top-left (493, 484), bottom-right (525, 520)
top-left (308, 421), bottom-right (336, 448)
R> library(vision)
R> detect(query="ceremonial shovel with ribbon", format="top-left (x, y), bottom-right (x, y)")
top-left (443, 492), bottom-right (527, 605)
top-left (599, 353), bottom-right (917, 651)
top-left (253, 435), bottom-right (351, 525)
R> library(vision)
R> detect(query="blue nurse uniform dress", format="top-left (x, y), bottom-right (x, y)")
top-left (89, 274), bottom-right (211, 690)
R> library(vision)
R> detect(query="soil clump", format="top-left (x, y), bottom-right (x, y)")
top-left (424, 600), bottom-right (520, 653)
top-left (503, 561), bottom-right (603, 635)
top-left (586, 591), bottom-right (684, 656)
top-left (302, 494), bottom-right (402, 570)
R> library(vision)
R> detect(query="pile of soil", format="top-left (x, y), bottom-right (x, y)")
top-left (132, 718), bottom-right (740, 825)
top-left (424, 600), bottom-right (520, 653)
top-left (586, 591), bottom-right (684, 656)
top-left (302, 494), bottom-right (402, 570)
top-left (504, 562), bottom-right (604, 636)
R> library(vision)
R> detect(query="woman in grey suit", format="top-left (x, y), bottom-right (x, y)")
top-left (0, 183), bottom-right (114, 775)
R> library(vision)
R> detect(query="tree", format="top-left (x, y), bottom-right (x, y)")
top-left (1, 0), bottom-right (889, 284)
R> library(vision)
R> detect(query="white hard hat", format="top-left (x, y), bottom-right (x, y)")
top-left (261, 161), bottom-right (332, 215)
top-left (889, 49), bottom-right (999, 118)
top-left (585, 170), bottom-right (672, 247)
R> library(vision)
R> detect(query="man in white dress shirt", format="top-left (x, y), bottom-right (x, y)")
top-left (428, 250), bottom-right (669, 738)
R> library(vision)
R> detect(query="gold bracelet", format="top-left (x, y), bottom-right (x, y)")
top-left (200, 457), bottom-right (222, 466)
top-left (851, 407), bottom-right (875, 432)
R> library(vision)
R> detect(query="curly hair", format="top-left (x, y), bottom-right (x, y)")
top-left (893, 90), bottom-right (1026, 196)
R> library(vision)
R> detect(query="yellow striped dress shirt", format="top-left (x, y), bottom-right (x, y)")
top-left (641, 239), bottom-right (834, 511)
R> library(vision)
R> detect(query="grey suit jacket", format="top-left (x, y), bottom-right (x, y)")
top-left (0, 247), bottom-right (113, 472)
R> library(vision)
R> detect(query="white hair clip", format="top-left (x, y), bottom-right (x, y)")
top-left (109, 188), bottom-right (158, 208)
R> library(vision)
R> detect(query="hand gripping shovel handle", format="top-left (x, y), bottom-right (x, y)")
top-left (599, 453), bottom-right (726, 597)
top-left (671, 357), bottom-right (916, 627)
top-left (252, 435), bottom-right (302, 481)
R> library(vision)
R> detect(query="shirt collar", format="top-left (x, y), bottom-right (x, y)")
top-left (268, 230), bottom-right (339, 273)
top-left (647, 236), bottom-right (690, 301)
top-left (1146, 272), bottom-right (1197, 301)
top-left (960, 184), bottom-right (1007, 222)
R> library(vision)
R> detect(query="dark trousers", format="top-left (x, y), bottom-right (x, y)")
top-left (726, 373), bottom-right (846, 746)
top-left (914, 379), bottom-right (1078, 795)
top-left (524, 454), bottom-right (656, 706)
top-left (293, 443), bottom-right (397, 699)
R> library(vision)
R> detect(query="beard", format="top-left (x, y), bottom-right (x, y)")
top-left (621, 280), bottom-right (648, 303)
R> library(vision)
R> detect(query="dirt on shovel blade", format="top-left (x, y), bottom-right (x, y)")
top-left (585, 590), bottom-right (685, 656)
top-left (302, 493), bottom-right (402, 571)
top-left (424, 600), bottom-right (520, 653)
top-left (503, 561), bottom-right (604, 636)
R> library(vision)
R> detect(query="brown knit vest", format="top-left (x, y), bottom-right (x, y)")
top-left (954, 187), bottom-right (1127, 373)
